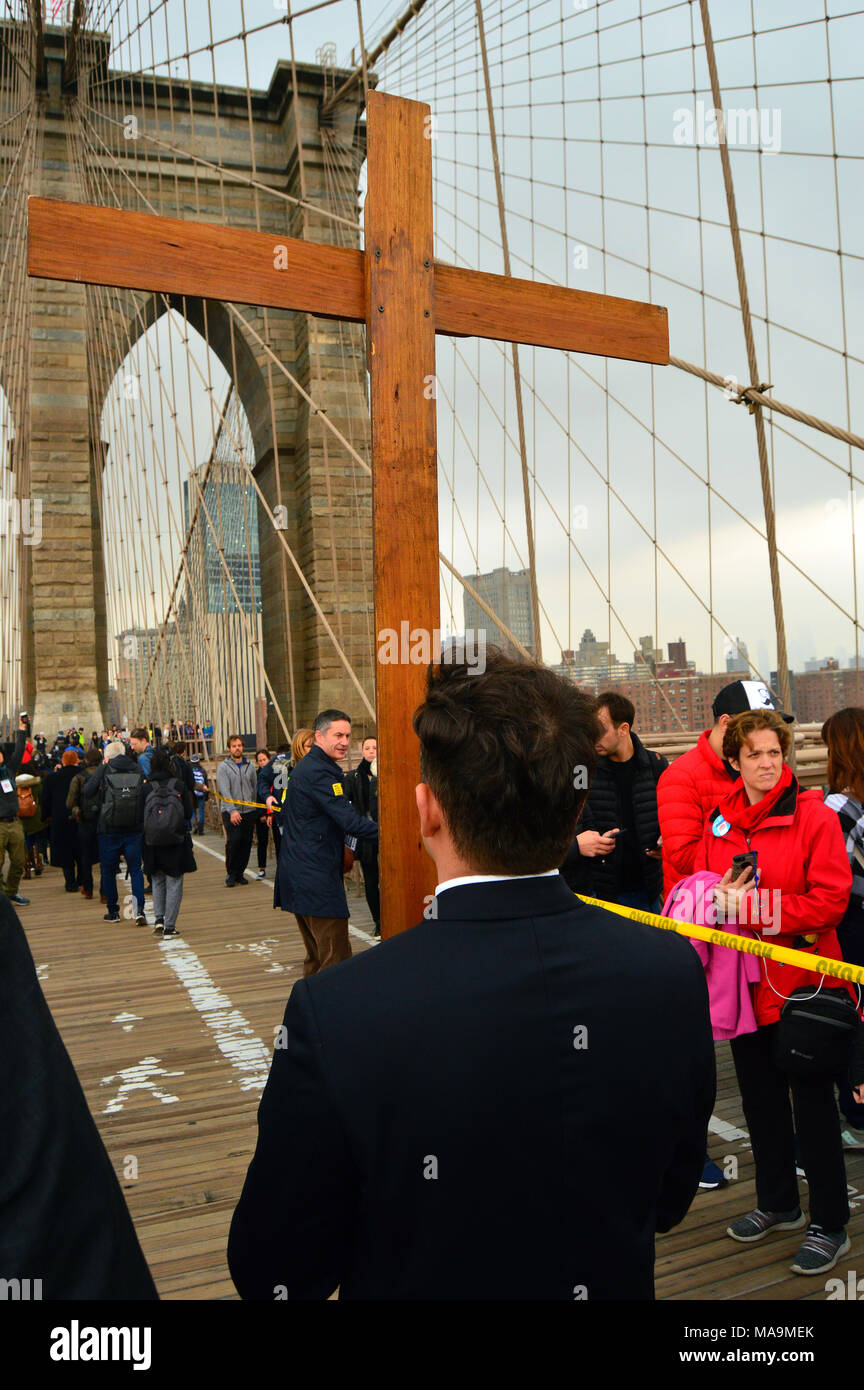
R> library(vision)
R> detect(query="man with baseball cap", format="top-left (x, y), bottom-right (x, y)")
top-left (656, 677), bottom-right (793, 1190)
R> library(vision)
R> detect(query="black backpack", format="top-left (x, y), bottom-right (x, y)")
top-left (102, 768), bottom-right (145, 832)
top-left (143, 778), bottom-right (186, 847)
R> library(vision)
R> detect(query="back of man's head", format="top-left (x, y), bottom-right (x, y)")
top-left (413, 649), bottom-right (599, 875)
top-left (105, 740), bottom-right (126, 760)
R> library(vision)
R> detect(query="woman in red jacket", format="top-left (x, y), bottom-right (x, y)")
top-left (696, 708), bottom-right (853, 1275)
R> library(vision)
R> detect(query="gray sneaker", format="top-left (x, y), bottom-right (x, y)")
top-left (790, 1225), bottom-right (850, 1275)
top-left (727, 1207), bottom-right (806, 1243)
top-left (841, 1126), bottom-right (864, 1151)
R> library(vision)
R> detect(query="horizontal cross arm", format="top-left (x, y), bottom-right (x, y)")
top-left (28, 197), bottom-right (668, 363)
top-left (27, 197), bottom-right (366, 322)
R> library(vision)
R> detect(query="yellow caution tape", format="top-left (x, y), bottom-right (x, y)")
top-left (576, 893), bottom-right (864, 989)
top-left (218, 797), bottom-right (272, 811)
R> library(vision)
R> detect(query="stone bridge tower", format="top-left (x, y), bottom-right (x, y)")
top-left (25, 24), bottom-right (372, 738)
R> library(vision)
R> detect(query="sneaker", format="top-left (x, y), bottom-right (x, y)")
top-left (152, 916), bottom-right (165, 935)
top-left (9, 894), bottom-right (29, 905)
top-left (727, 1207), bottom-right (806, 1243)
top-left (255, 869), bottom-right (266, 880)
top-left (225, 875), bottom-right (236, 887)
top-left (699, 1158), bottom-right (727, 1190)
top-left (103, 911), bottom-right (120, 922)
top-left (236, 875), bottom-right (249, 885)
top-left (135, 913), bottom-right (147, 928)
top-left (841, 1126), bottom-right (864, 1151)
top-left (790, 1225), bottom-right (851, 1275)
top-left (162, 925), bottom-right (178, 937)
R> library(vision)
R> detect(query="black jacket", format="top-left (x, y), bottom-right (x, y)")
top-left (84, 755), bottom-right (145, 835)
top-left (141, 772), bottom-right (197, 878)
top-left (562, 733), bottom-right (668, 902)
top-left (344, 760), bottom-right (378, 867)
top-left (274, 744), bottom-right (378, 918)
top-left (228, 875), bottom-right (715, 1301)
top-left (0, 895), bottom-right (157, 1298)
top-left (0, 731), bottom-right (26, 818)
top-left (40, 766), bottom-right (82, 866)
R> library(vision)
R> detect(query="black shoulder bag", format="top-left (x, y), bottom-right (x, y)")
top-left (773, 979), bottom-right (861, 1080)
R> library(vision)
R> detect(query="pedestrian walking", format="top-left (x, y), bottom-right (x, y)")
top-left (84, 740), bottom-right (147, 926)
top-left (41, 750), bottom-right (86, 893)
top-left (66, 747), bottom-right (104, 900)
top-left (142, 748), bottom-right (196, 937)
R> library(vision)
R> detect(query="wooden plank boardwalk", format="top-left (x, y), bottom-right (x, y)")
top-left (20, 840), bottom-right (864, 1301)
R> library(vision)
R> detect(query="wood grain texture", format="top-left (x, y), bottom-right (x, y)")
top-left (27, 196), bottom-right (366, 322)
top-left (435, 263), bottom-right (669, 363)
top-left (365, 89), bottom-right (439, 937)
top-left (28, 197), bottom-right (668, 362)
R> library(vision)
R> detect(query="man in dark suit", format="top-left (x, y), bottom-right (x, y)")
top-left (274, 709), bottom-right (378, 975)
top-left (229, 651), bottom-right (715, 1301)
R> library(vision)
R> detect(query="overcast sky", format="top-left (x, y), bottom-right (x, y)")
top-left (93, 0), bottom-right (864, 687)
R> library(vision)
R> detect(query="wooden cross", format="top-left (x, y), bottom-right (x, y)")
top-left (28, 90), bottom-right (668, 938)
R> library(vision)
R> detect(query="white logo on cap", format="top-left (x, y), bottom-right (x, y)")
top-left (739, 680), bottom-right (775, 710)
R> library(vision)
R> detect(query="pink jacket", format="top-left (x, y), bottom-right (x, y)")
top-left (662, 871), bottom-right (760, 1041)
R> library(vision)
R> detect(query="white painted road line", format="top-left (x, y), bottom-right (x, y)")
top-left (708, 1115), bottom-right (749, 1143)
top-left (159, 937), bottom-right (273, 1093)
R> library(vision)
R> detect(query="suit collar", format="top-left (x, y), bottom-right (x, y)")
top-left (431, 873), bottom-right (580, 921)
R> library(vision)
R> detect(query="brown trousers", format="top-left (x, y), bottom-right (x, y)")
top-left (294, 914), bottom-right (352, 977)
top-left (0, 817), bottom-right (25, 897)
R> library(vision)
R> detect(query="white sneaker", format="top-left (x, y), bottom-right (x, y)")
top-left (841, 1126), bottom-right (864, 1150)
top-left (255, 869), bottom-right (266, 880)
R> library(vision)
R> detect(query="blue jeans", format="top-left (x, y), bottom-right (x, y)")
top-left (99, 830), bottom-right (145, 917)
top-left (194, 796), bottom-right (206, 830)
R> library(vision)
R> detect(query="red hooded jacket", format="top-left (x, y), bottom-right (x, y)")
top-left (695, 765), bottom-right (853, 1026)
top-left (657, 730), bottom-right (737, 900)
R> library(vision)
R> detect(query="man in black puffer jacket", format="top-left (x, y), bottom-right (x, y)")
top-left (561, 691), bottom-right (667, 912)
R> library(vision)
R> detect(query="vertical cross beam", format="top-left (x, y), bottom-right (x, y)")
top-left (364, 90), bottom-right (438, 936)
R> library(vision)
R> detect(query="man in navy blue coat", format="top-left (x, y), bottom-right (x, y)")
top-left (274, 709), bottom-right (378, 975)
top-left (230, 652), bottom-right (715, 1301)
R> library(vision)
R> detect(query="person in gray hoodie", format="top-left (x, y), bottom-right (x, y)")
top-left (216, 735), bottom-right (259, 887)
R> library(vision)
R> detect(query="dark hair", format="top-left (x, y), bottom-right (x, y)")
top-left (314, 709), bottom-right (351, 735)
top-left (596, 691), bottom-right (635, 730)
top-left (84, 747), bottom-right (102, 767)
top-left (227, 733), bottom-right (243, 745)
top-left (171, 740), bottom-right (187, 756)
top-left (150, 748), bottom-right (173, 775)
top-left (130, 726), bottom-right (148, 742)
top-left (723, 709), bottom-right (791, 762)
top-left (276, 743), bottom-right (291, 755)
top-left (822, 707), bottom-right (864, 803)
top-left (413, 648), bottom-right (599, 874)
top-left (256, 748), bottom-right (270, 759)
